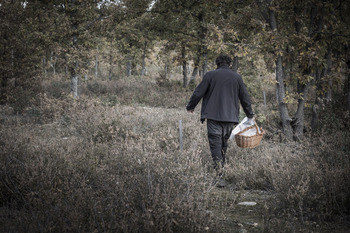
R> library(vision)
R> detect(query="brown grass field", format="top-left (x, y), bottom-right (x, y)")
top-left (1, 77), bottom-right (350, 232)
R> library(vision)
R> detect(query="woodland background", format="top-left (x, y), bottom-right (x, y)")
top-left (1, 0), bottom-right (350, 232)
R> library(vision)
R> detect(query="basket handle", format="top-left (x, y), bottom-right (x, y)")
top-left (236, 123), bottom-right (256, 136)
top-left (236, 120), bottom-right (262, 136)
top-left (254, 121), bottom-right (259, 133)
top-left (253, 120), bottom-right (265, 135)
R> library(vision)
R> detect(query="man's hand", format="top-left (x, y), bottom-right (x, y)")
top-left (187, 109), bottom-right (194, 113)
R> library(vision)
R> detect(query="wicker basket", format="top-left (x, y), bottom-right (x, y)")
top-left (235, 122), bottom-right (265, 148)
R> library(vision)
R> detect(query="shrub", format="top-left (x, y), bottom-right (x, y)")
top-left (224, 136), bottom-right (350, 224)
top-left (0, 96), bottom-right (217, 232)
top-left (1, 82), bottom-right (349, 232)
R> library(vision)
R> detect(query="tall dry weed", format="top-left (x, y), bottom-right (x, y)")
top-left (0, 95), bottom-right (217, 232)
top-left (224, 135), bottom-right (350, 225)
top-left (1, 78), bottom-right (349, 232)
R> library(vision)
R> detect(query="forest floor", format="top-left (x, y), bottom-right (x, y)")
top-left (1, 84), bottom-right (350, 232)
top-left (209, 186), bottom-right (350, 233)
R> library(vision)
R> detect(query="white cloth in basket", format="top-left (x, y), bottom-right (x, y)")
top-left (229, 117), bottom-right (260, 140)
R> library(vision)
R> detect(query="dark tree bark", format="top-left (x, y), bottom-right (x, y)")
top-left (325, 49), bottom-right (333, 101)
top-left (1, 75), bottom-right (8, 104)
top-left (293, 3), bottom-right (323, 139)
top-left (348, 73), bottom-right (350, 112)
top-left (189, 66), bottom-right (199, 84)
top-left (164, 63), bottom-right (168, 79)
top-left (268, 7), bottom-right (293, 140)
top-left (95, 46), bottom-right (99, 79)
top-left (141, 42), bottom-right (147, 77)
top-left (51, 51), bottom-right (56, 76)
top-left (43, 57), bottom-right (47, 77)
top-left (232, 56), bottom-right (238, 72)
top-left (347, 55), bottom-right (350, 112)
top-left (70, 0), bottom-right (79, 98)
top-left (189, 52), bottom-right (200, 84)
top-left (126, 55), bottom-right (132, 77)
top-left (202, 52), bottom-right (208, 77)
top-left (311, 67), bottom-right (322, 131)
top-left (311, 48), bottom-right (332, 131)
top-left (276, 55), bottom-right (293, 139)
top-left (109, 49), bottom-right (113, 80)
top-left (182, 46), bottom-right (187, 88)
top-left (294, 80), bottom-right (311, 140)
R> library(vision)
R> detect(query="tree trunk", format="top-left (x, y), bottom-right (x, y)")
top-left (71, 74), bottom-right (79, 98)
top-left (182, 62), bottom-right (187, 88)
top-left (189, 55), bottom-right (200, 84)
top-left (11, 49), bottom-right (14, 68)
top-left (348, 74), bottom-right (350, 112)
top-left (189, 67), bottom-right (199, 84)
top-left (182, 47), bottom-right (187, 88)
top-left (309, 5), bottom-right (327, 131)
top-left (109, 49), bottom-right (113, 80)
top-left (70, 0), bottom-right (79, 98)
top-left (164, 63), bottom-right (168, 79)
top-left (12, 49), bottom-right (18, 87)
top-left (347, 58), bottom-right (350, 112)
top-left (325, 49), bottom-right (332, 101)
top-left (12, 49), bottom-right (16, 87)
top-left (202, 52), bottom-right (208, 77)
top-left (141, 42), bottom-right (147, 77)
top-left (276, 55), bottom-right (293, 139)
top-left (311, 103), bottom-right (319, 132)
top-left (51, 51), bottom-right (56, 75)
top-left (268, 6), bottom-right (293, 140)
top-left (126, 55), bottom-right (132, 77)
top-left (95, 47), bottom-right (99, 79)
top-left (0, 75), bottom-right (8, 104)
top-left (197, 11), bottom-right (207, 79)
top-left (293, 80), bottom-right (311, 140)
top-left (53, 59), bottom-right (56, 76)
top-left (232, 56), bottom-right (238, 72)
top-left (43, 57), bottom-right (47, 77)
top-left (268, 6), bottom-right (277, 31)
top-left (311, 67), bottom-right (321, 131)
top-left (311, 49), bottom-right (331, 131)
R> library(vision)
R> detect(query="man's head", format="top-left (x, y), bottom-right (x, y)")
top-left (215, 54), bottom-right (232, 68)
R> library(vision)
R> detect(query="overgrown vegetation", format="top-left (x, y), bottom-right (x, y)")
top-left (1, 1), bottom-right (350, 231)
top-left (1, 78), bottom-right (349, 232)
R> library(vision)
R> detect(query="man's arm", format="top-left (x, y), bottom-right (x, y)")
top-left (186, 76), bottom-right (209, 111)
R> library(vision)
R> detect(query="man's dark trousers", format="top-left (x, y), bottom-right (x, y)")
top-left (207, 119), bottom-right (235, 174)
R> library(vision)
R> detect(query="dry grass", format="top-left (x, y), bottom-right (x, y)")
top-left (1, 78), bottom-right (350, 232)
top-left (0, 95), bottom-right (215, 232)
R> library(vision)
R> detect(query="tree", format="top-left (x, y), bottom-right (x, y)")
top-left (150, 0), bottom-right (217, 87)
top-left (253, 0), bottom-right (350, 139)
top-left (255, 0), bottom-right (294, 139)
top-left (61, 0), bottom-right (102, 98)
top-left (0, 0), bottom-right (58, 105)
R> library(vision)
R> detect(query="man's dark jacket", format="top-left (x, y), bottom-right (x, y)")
top-left (186, 66), bottom-right (254, 123)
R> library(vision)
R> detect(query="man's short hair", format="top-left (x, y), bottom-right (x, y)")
top-left (215, 54), bottom-right (232, 67)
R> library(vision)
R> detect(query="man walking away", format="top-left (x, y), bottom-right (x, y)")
top-left (186, 54), bottom-right (254, 187)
